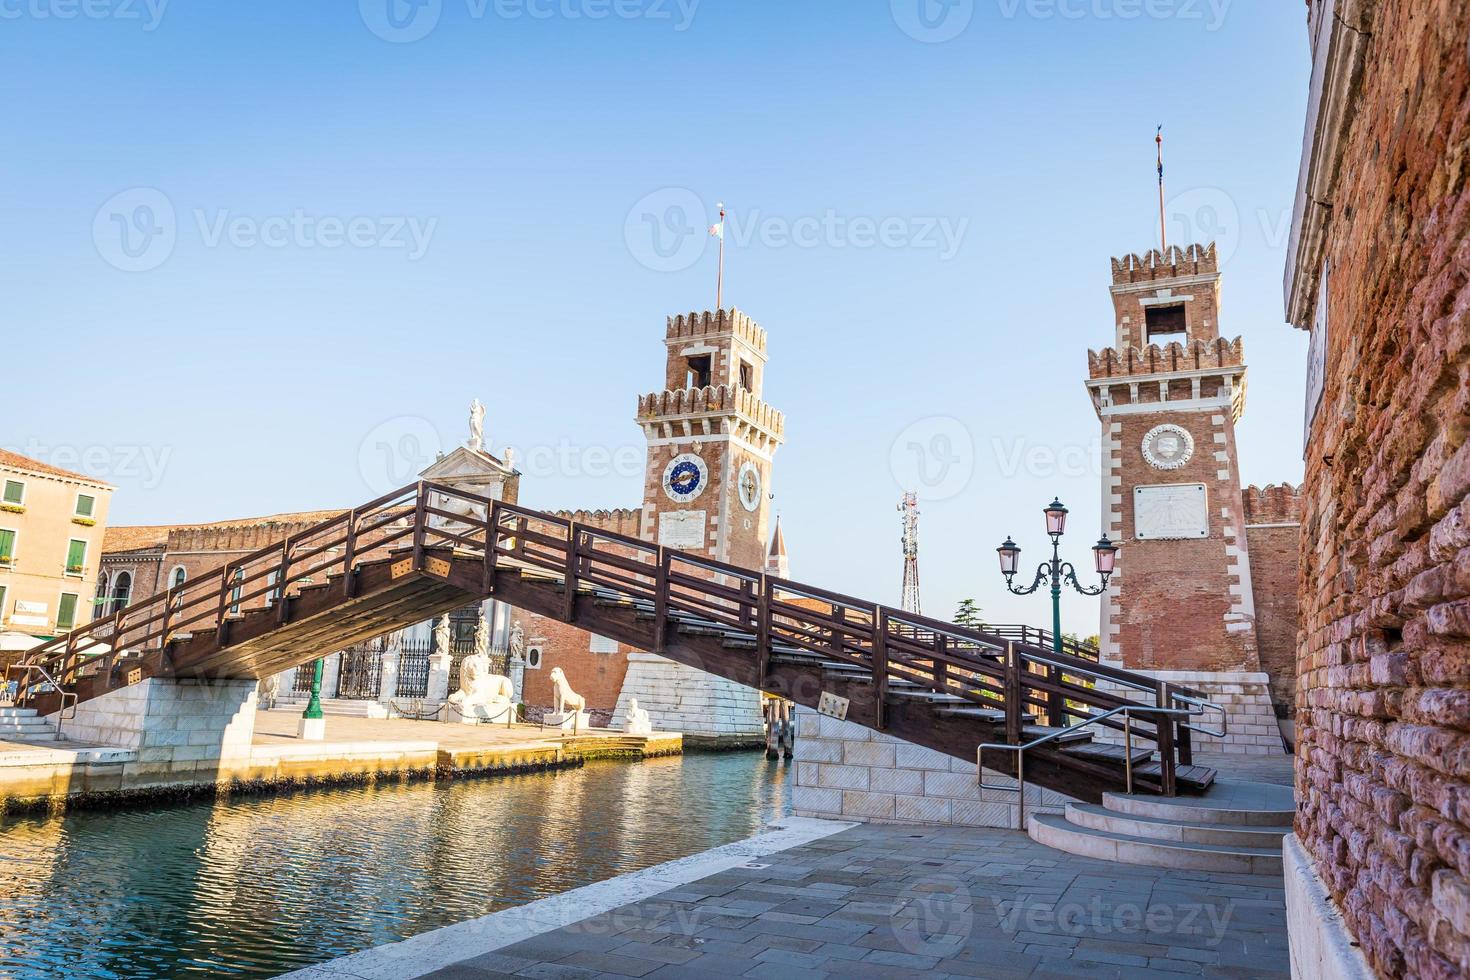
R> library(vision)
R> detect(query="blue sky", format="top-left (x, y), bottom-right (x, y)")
top-left (3, 0), bottom-right (1311, 636)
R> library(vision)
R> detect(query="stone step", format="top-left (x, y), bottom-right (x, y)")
top-left (1102, 780), bottom-right (1294, 826)
top-left (1027, 813), bottom-right (1283, 874)
top-left (0, 707), bottom-right (39, 718)
top-left (0, 717), bottom-right (54, 730)
top-left (1064, 803), bottom-right (1291, 847)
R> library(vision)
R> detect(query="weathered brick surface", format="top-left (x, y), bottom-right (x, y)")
top-left (1293, 3), bottom-right (1470, 975)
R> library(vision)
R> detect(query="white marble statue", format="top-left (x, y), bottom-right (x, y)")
top-left (447, 650), bottom-right (515, 722)
top-left (509, 621), bottom-right (525, 662)
top-left (259, 674), bottom-right (280, 711)
top-left (468, 399), bottom-right (486, 453)
top-left (549, 666), bottom-right (586, 716)
top-left (503, 446), bottom-right (516, 471)
top-left (623, 697), bottom-right (652, 736)
top-left (433, 616), bottom-right (452, 656)
top-left (474, 614), bottom-right (490, 658)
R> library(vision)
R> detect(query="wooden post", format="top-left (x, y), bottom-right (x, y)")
top-left (216, 563), bottom-right (233, 647)
top-left (652, 548), bottom-right (668, 653)
top-left (765, 700), bottom-right (779, 759)
top-left (275, 543), bottom-right (292, 625)
top-left (781, 700), bottom-right (795, 758)
top-left (412, 483), bottom-right (427, 569)
top-left (483, 502), bottom-right (499, 594)
top-left (756, 576), bottom-right (771, 685)
top-left (1004, 642), bottom-right (1022, 747)
top-left (872, 607), bottom-right (889, 731)
top-left (563, 525), bottom-right (579, 622)
top-left (933, 632), bottom-right (948, 692)
top-left (341, 509), bottom-right (358, 599)
top-left (1047, 661), bottom-right (1065, 728)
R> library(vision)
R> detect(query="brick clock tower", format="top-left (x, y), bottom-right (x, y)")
top-left (609, 308), bottom-right (786, 744)
top-left (1086, 243), bottom-right (1284, 754)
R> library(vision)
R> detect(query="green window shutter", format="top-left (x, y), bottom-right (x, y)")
top-left (56, 593), bottom-right (78, 631)
top-left (0, 529), bottom-right (14, 562)
top-left (76, 495), bottom-right (95, 517)
top-left (67, 539), bottom-right (86, 572)
top-left (2, 481), bottom-right (22, 504)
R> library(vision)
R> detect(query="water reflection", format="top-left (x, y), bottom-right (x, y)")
top-left (0, 754), bottom-right (791, 979)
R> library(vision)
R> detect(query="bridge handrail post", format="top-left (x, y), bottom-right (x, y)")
top-left (653, 547), bottom-right (669, 653)
top-left (483, 502), bottom-right (499, 593)
top-left (412, 482), bottom-right (427, 569)
top-left (216, 562), bottom-right (233, 647)
top-left (341, 508), bottom-right (358, 599)
top-left (1157, 681), bottom-right (1179, 793)
top-left (563, 523), bottom-right (579, 622)
top-left (756, 576), bottom-right (771, 681)
top-left (1003, 641), bottom-right (1022, 746)
top-left (873, 606), bottom-right (889, 731)
top-left (275, 542), bottom-right (292, 624)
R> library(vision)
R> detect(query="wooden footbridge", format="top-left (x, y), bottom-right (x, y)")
top-left (12, 482), bottom-right (1221, 803)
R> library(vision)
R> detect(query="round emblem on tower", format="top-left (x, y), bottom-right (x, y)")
top-left (662, 453), bottom-right (709, 503)
top-left (1141, 424), bottom-right (1195, 470)
top-left (737, 461), bottom-right (762, 512)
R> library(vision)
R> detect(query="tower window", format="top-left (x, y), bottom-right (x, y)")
top-left (686, 355), bottom-right (712, 389)
top-left (738, 361), bottom-right (753, 391)
top-left (1144, 304), bottom-right (1187, 344)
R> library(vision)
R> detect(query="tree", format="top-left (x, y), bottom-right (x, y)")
top-left (953, 599), bottom-right (987, 630)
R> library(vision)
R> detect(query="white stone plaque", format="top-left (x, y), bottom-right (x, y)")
top-left (1304, 257), bottom-right (1330, 454)
top-left (1134, 483), bottom-right (1209, 540)
top-left (817, 691), bottom-right (850, 720)
top-left (658, 510), bottom-right (707, 550)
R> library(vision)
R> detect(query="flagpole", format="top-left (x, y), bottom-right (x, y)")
top-left (1156, 127), bottom-right (1167, 253)
top-left (716, 202), bottom-right (726, 310)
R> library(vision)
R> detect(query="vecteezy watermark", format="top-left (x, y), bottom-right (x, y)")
top-left (93, 188), bottom-right (438, 272)
top-left (996, 0), bottom-right (1231, 31)
top-left (358, 416), bottom-right (444, 495)
top-left (891, 0), bottom-right (974, 42)
top-left (1158, 185), bottom-right (1293, 266)
top-left (0, 0), bottom-right (169, 31)
top-left (624, 189), bottom-right (970, 273)
top-left (507, 441), bottom-right (644, 480)
top-left (3, 440), bottom-right (173, 489)
top-left (991, 895), bottom-right (1236, 941)
top-left (891, 876), bottom-right (976, 955)
top-left (991, 436), bottom-right (1103, 479)
top-left (359, 0), bottom-right (699, 43)
top-left (890, 416), bottom-right (975, 501)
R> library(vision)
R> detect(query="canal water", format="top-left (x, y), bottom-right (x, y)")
top-left (0, 753), bottom-right (791, 979)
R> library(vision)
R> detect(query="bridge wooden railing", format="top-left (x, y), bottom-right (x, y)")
top-left (15, 481), bottom-right (1199, 789)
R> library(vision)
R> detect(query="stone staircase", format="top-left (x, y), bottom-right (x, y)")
top-left (0, 706), bottom-right (63, 742)
top-left (1028, 779), bottom-right (1294, 873)
top-left (271, 697), bottom-right (392, 719)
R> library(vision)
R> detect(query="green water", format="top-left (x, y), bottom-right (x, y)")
top-left (0, 753), bottom-right (792, 979)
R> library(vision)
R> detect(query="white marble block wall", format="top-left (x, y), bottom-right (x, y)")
top-left (50, 677), bottom-right (259, 783)
top-left (611, 653), bottom-right (763, 737)
top-left (1094, 670), bottom-right (1285, 756)
top-left (789, 707), bottom-right (1074, 830)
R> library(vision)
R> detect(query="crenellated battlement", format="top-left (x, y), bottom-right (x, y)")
top-left (553, 507), bottom-right (644, 537)
top-left (1243, 483), bottom-right (1303, 525)
top-left (666, 308), bottom-right (767, 353)
top-left (1111, 243), bottom-right (1218, 285)
top-left (1087, 336), bottom-right (1244, 379)
top-left (637, 384), bottom-right (785, 438)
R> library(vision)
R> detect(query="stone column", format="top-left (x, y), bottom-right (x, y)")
top-left (378, 634), bottom-right (400, 703)
top-left (319, 651), bottom-right (342, 700)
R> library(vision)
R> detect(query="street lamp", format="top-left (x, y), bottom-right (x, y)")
top-left (997, 498), bottom-right (1118, 654)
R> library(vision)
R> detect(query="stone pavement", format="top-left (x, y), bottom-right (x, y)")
top-left (418, 819), bottom-right (1290, 979)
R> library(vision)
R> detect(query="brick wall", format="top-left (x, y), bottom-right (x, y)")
top-left (1243, 485), bottom-right (1303, 720)
top-left (1292, 3), bottom-right (1470, 976)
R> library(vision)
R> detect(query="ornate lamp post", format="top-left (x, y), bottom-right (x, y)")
top-left (996, 498), bottom-right (1119, 654)
top-left (303, 659), bottom-right (325, 720)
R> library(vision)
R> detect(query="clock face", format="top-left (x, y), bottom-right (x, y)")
top-left (662, 453), bottom-right (708, 503)
top-left (738, 461), bottom-right (762, 512)
top-left (1141, 424), bottom-right (1195, 470)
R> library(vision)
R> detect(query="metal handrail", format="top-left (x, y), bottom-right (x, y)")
top-left (1170, 690), bottom-right (1228, 738)
top-left (5, 663), bottom-right (78, 741)
top-left (977, 702), bottom-right (1213, 830)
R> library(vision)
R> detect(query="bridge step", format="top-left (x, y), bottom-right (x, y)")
top-left (1060, 742), bottom-right (1154, 766)
top-left (1027, 814), bottom-right (1283, 874)
top-left (1021, 724), bottom-right (1093, 745)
